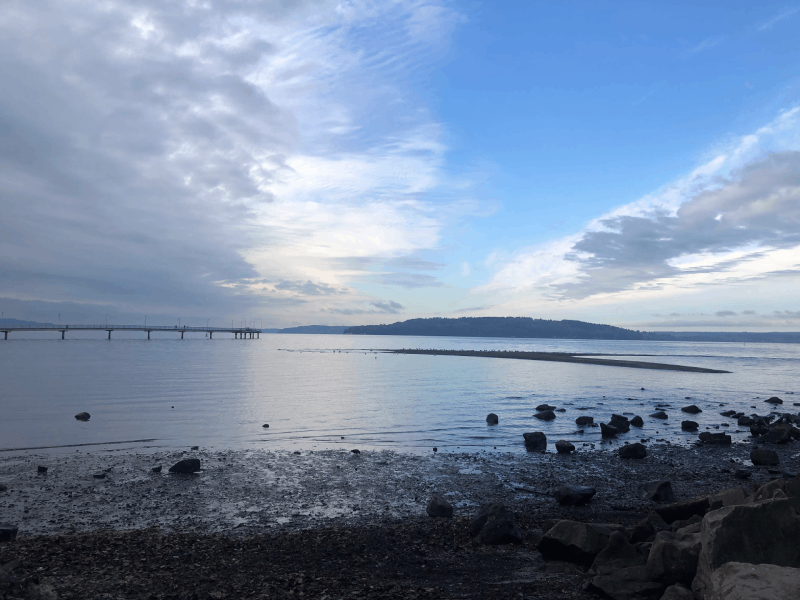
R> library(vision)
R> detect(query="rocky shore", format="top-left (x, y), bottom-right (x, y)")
top-left (1, 439), bottom-right (799, 599)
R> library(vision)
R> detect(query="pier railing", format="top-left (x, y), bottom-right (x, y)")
top-left (1, 324), bottom-right (263, 340)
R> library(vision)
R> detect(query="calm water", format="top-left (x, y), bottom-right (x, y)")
top-left (1, 333), bottom-right (798, 455)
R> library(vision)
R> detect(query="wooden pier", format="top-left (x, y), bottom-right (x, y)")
top-left (0, 324), bottom-right (262, 340)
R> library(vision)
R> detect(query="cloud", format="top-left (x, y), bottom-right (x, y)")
top-left (742, 310), bottom-right (757, 315)
top-left (681, 36), bottom-right (725, 58)
top-left (757, 7), bottom-right (800, 32)
top-left (715, 310), bottom-right (737, 317)
top-left (273, 280), bottom-right (344, 296)
top-left (324, 300), bottom-right (404, 315)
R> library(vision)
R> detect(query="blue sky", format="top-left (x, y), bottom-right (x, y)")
top-left (1, 1), bottom-right (799, 329)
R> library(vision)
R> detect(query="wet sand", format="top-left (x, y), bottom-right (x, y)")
top-left (388, 349), bottom-right (731, 373)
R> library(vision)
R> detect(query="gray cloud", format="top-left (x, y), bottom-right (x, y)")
top-left (558, 151), bottom-right (800, 298)
top-left (742, 310), bottom-right (757, 315)
top-left (273, 280), bottom-right (344, 296)
top-left (715, 310), bottom-right (737, 317)
top-left (363, 272), bottom-right (445, 289)
top-left (324, 300), bottom-right (404, 315)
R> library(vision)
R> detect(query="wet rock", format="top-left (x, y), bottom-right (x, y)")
top-left (600, 422), bottom-right (620, 438)
top-left (758, 429), bottom-right (791, 444)
top-left (426, 493), bottom-right (453, 518)
top-left (152, 466), bottom-right (162, 473)
top-left (536, 404), bottom-right (556, 411)
top-left (630, 415), bottom-right (644, 427)
top-left (0, 523), bottom-right (18, 542)
top-left (74, 412), bottom-right (90, 421)
top-left (523, 432), bottom-right (547, 452)
top-left (708, 487), bottom-right (747, 511)
top-left (750, 448), bottom-right (779, 466)
top-left (537, 520), bottom-right (625, 566)
top-left (654, 497), bottom-right (710, 524)
top-left (589, 566), bottom-right (663, 600)
top-left (766, 396), bottom-right (783, 405)
top-left (631, 512), bottom-right (669, 544)
top-left (190, 446), bottom-right (199, 450)
top-left (262, 424), bottom-right (269, 428)
top-left (37, 466), bottom-right (47, 474)
top-left (734, 468), bottom-right (751, 480)
top-left (651, 411), bottom-right (668, 419)
top-left (698, 432), bottom-right (731, 444)
top-left (693, 498), bottom-right (800, 598)
top-left (485, 413), bottom-right (498, 425)
top-left (589, 531), bottom-right (645, 576)
top-left (555, 440), bottom-right (575, 454)
top-left (681, 421), bottom-right (699, 431)
top-left (610, 414), bottom-right (631, 432)
top-left (553, 483), bottom-right (596, 506)
top-left (681, 405), bottom-right (702, 414)
top-left (350, 449), bottom-right (361, 454)
top-left (470, 503), bottom-right (523, 545)
top-left (575, 416), bottom-right (594, 426)
top-left (619, 443), bottom-right (647, 459)
top-left (737, 416), bottom-right (754, 426)
top-left (659, 583), bottom-right (694, 600)
top-left (168, 458), bottom-right (201, 474)
top-left (92, 473), bottom-right (106, 479)
top-left (645, 530), bottom-right (701, 586)
top-left (703, 562), bottom-right (800, 600)
top-left (534, 410), bottom-right (556, 421)
top-left (721, 410), bottom-right (737, 417)
top-left (638, 480), bottom-right (674, 503)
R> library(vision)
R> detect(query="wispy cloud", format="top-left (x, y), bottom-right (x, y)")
top-left (757, 7), bottom-right (800, 32)
top-left (681, 35), bottom-right (725, 58)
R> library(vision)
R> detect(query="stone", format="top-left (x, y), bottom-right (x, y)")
top-left (758, 429), bottom-right (790, 444)
top-left (525, 529), bottom-right (543, 546)
top-left (190, 445), bottom-right (199, 450)
top-left (610, 415), bottom-right (631, 433)
top-left (659, 583), bottom-right (694, 600)
top-left (671, 514), bottom-right (702, 532)
top-left (703, 562), bottom-right (800, 600)
top-left (262, 424), bottom-right (269, 428)
top-left (753, 479), bottom-right (785, 502)
top-left (536, 404), bottom-right (556, 411)
top-left (589, 531), bottom-right (645, 575)
top-left (750, 448), bottom-right (779, 466)
top-left (631, 512), bottom-right (669, 544)
top-left (37, 466), bottom-right (47, 474)
top-left (630, 415), bottom-right (644, 427)
top-left (600, 422), bottom-right (620, 437)
top-left (426, 493), bottom-right (453, 518)
top-left (152, 466), bottom-right (162, 473)
top-left (619, 443), bottom-right (647, 459)
top-left (639, 480), bottom-right (674, 502)
top-left (655, 497), bottom-right (710, 524)
top-left (589, 566), bottom-right (663, 600)
top-left (766, 396), bottom-right (783, 404)
top-left (537, 520), bottom-right (626, 566)
top-left (575, 416), bottom-right (594, 426)
top-left (0, 523), bottom-right (18, 542)
top-left (651, 411), bottom-right (668, 419)
top-left (350, 449), bottom-right (360, 454)
top-left (555, 440), bottom-right (575, 454)
top-left (74, 412), bottom-right (90, 421)
top-left (523, 431), bottom-right (547, 452)
top-left (485, 413), bottom-right (498, 424)
top-left (553, 483), bottom-right (596, 506)
top-left (646, 530), bottom-right (701, 586)
top-left (0, 484), bottom-right (6, 492)
top-left (92, 472), bottom-right (106, 479)
top-left (470, 503), bottom-right (523, 545)
top-left (734, 468), bottom-right (751, 480)
top-left (698, 432), bottom-right (731, 444)
top-left (681, 405), bottom-right (702, 414)
top-left (168, 458), bottom-right (201, 474)
top-left (737, 416), bottom-right (754, 426)
top-left (692, 498), bottom-right (800, 598)
top-left (708, 487), bottom-right (747, 511)
top-left (681, 421), bottom-right (698, 431)
top-left (534, 410), bottom-right (556, 421)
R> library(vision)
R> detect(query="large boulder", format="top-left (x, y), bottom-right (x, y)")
top-left (589, 531), bottom-right (645, 575)
top-left (537, 520), bottom-right (625, 567)
top-left (708, 487), bottom-right (747, 511)
top-left (660, 584), bottom-right (694, 600)
top-left (630, 415), bottom-right (644, 427)
top-left (758, 429), bottom-right (791, 444)
top-left (426, 493), bottom-right (453, 518)
top-left (692, 498), bottom-right (800, 598)
top-left (651, 411), bottom-right (668, 420)
top-left (589, 566), bottom-right (663, 600)
top-left (485, 413), bottom-right (498, 425)
top-left (575, 416), bottom-right (594, 426)
top-left (639, 480), bottom-right (674, 502)
top-left (555, 440), bottom-right (575, 454)
top-left (609, 415), bottom-right (631, 433)
top-left (681, 420), bottom-right (699, 431)
top-left (168, 458), bottom-right (201, 474)
top-left (536, 404), bottom-right (556, 411)
top-left (702, 562), bottom-right (800, 600)
top-left (750, 448), bottom-right (779, 466)
top-left (470, 503), bottom-right (523, 545)
top-left (681, 405), bottom-right (702, 414)
top-left (600, 422), bottom-right (620, 437)
top-left (553, 483), bottom-right (595, 506)
top-left (753, 479), bottom-right (784, 502)
top-left (646, 530), bottom-right (701, 586)
top-left (619, 443), bottom-right (647, 459)
top-left (631, 512), bottom-right (669, 544)
top-left (534, 410), bottom-right (556, 421)
top-left (0, 523), bottom-right (18, 542)
top-left (655, 496), bottom-right (710, 524)
top-left (698, 432), bottom-right (731, 445)
top-left (766, 396), bottom-right (783, 405)
top-left (523, 432), bottom-right (547, 452)
top-left (74, 412), bottom-right (90, 421)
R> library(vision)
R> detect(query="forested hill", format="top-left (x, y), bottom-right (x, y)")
top-left (344, 317), bottom-right (646, 340)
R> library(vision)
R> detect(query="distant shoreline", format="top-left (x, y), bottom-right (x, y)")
top-left (387, 348), bottom-right (731, 373)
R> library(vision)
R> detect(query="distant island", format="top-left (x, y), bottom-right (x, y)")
top-left (344, 317), bottom-right (800, 343)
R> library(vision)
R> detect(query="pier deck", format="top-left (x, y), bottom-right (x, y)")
top-left (0, 324), bottom-right (262, 340)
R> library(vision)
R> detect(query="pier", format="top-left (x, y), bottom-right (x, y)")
top-left (0, 324), bottom-right (262, 340)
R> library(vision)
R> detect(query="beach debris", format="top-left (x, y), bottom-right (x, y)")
top-left (750, 448), bottom-right (779, 466)
top-left (588, 530), bottom-right (644, 576)
top-left (630, 415), bottom-right (644, 427)
top-left (766, 396), bottom-right (783, 405)
top-left (681, 405), bottom-right (702, 414)
top-left (536, 404), bottom-right (555, 411)
top-left (0, 524), bottom-right (18, 542)
top-left (74, 412), bottom-right (90, 421)
top-left (522, 432), bottom-right (546, 452)
top-left (485, 413), bottom-right (498, 425)
top-left (650, 411), bottom-right (668, 420)
top-left (534, 410), bottom-right (555, 421)
top-left (698, 432), bottom-right (731, 445)
top-left (575, 415), bottom-right (593, 426)
top-left (168, 458), bottom-right (201, 474)
top-left (639, 480), bottom-right (674, 503)
top-left (470, 503), bottom-right (523, 545)
top-left (619, 443), bottom-right (647, 459)
top-left (553, 483), bottom-right (595, 506)
top-left (681, 420), bottom-right (699, 431)
top-left (555, 440), bottom-right (575, 454)
top-left (37, 466), bottom-right (48, 474)
top-left (538, 521), bottom-right (625, 566)
top-left (152, 465), bottom-right (162, 473)
top-left (426, 493), bottom-right (453, 518)
top-left (262, 424), bottom-right (269, 428)
top-left (600, 423), bottom-right (619, 438)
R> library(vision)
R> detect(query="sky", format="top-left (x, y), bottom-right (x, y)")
top-left (1, 0), bottom-right (800, 330)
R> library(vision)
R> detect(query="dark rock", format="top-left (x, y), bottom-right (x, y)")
top-left (750, 422), bottom-right (770, 436)
top-left (720, 410), bottom-right (737, 417)
top-left (630, 415), bottom-right (644, 427)
top-left (534, 410), bottom-right (556, 421)
top-left (600, 422), bottom-right (620, 437)
top-left (350, 449), bottom-right (360, 454)
top-left (525, 529), bottom-right (543, 546)
top-left (753, 479), bottom-right (785, 502)
top-left (659, 583), bottom-right (694, 600)
top-left (426, 493), bottom-right (453, 518)
top-left (0, 523), bottom-right (18, 542)
top-left (639, 480), bottom-right (674, 502)
top-left (536, 404), bottom-right (556, 411)
top-left (74, 412), bottom-right (91, 421)
top-left (737, 416), bottom-right (755, 426)
top-left (766, 396), bottom-right (783, 404)
top-left (168, 458), bottom-right (201, 474)
top-left (631, 512), bottom-right (669, 544)
top-left (93, 473), bottom-right (106, 479)
top-left (262, 424), bottom-right (269, 428)
top-left (589, 531), bottom-right (645, 576)
top-left (485, 413), bottom-right (498, 425)
top-left (759, 428), bottom-right (791, 444)
top-left (609, 415), bottom-right (631, 433)
top-left (681, 421), bottom-right (698, 431)
top-left (654, 497), bottom-right (710, 524)
top-left (681, 405), bottom-right (702, 414)
top-left (698, 432), bottom-right (731, 444)
top-left (553, 484), bottom-right (596, 506)
top-left (470, 503), bottom-right (523, 545)
top-left (575, 416), bottom-right (594, 426)
top-left (589, 566), bottom-right (663, 600)
top-left (734, 468), bottom-right (751, 480)
top-left (152, 466), bottom-right (162, 473)
top-left (708, 487), bottom-right (747, 511)
top-left (702, 562), bottom-right (800, 600)
top-left (37, 466), bottom-right (47, 474)
top-left (646, 531), bottom-right (701, 586)
top-left (671, 514), bottom-right (702, 532)
top-left (538, 520), bottom-right (626, 566)
top-left (0, 484), bottom-right (6, 492)
top-left (650, 411), bottom-right (668, 420)
top-left (619, 443), bottom-right (647, 459)
top-left (523, 431), bottom-right (547, 452)
top-left (751, 448), bottom-right (779, 466)
top-left (191, 446), bottom-right (199, 450)
top-left (555, 440), bottom-right (575, 454)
